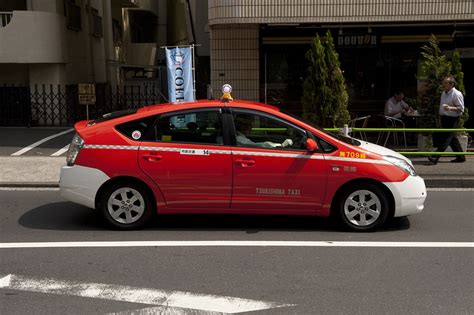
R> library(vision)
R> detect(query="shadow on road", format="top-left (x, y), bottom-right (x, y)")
top-left (18, 202), bottom-right (411, 233)
top-left (18, 202), bottom-right (101, 231)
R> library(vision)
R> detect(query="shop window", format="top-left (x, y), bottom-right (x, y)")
top-left (65, 0), bottom-right (81, 31)
top-left (129, 10), bottom-right (157, 43)
top-left (0, 0), bottom-right (26, 11)
top-left (91, 7), bottom-right (103, 38)
top-left (112, 19), bottom-right (123, 46)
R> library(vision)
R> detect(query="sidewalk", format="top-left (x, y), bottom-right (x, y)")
top-left (0, 156), bottom-right (65, 187)
top-left (409, 156), bottom-right (474, 188)
top-left (1, 155), bottom-right (473, 188)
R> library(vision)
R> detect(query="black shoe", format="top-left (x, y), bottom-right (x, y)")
top-left (450, 158), bottom-right (466, 163)
top-left (428, 157), bottom-right (438, 165)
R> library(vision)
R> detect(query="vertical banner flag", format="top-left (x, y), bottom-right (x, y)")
top-left (165, 47), bottom-right (194, 102)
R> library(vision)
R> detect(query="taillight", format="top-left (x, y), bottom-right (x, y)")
top-left (66, 133), bottom-right (84, 166)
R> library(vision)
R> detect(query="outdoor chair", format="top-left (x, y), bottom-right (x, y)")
top-left (376, 115), bottom-right (407, 148)
top-left (348, 115), bottom-right (371, 141)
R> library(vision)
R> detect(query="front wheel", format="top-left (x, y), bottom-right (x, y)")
top-left (336, 183), bottom-right (390, 232)
top-left (98, 182), bottom-right (153, 230)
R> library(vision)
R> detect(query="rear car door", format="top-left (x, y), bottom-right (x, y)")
top-left (229, 108), bottom-right (327, 211)
top-left (138, 108), bottom-right (232, 209)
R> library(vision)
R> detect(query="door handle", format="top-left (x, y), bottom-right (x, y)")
top-left (235, 158), bottom-right (255, 167)
top-left (142, 153), bottom-right (162, 162)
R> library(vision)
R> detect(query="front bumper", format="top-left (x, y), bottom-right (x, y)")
top-left (59, 165), bottom-right (110, 209)
top-left (383, 175), bottom-right (427, 217)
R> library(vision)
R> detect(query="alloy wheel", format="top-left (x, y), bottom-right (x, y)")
top-left (107, 187), bottom-right (145, 225)
top-left (343, 189), bottom-right (381, 227)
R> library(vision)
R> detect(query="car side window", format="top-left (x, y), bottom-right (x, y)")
top-left (115, 115), bottom-right (157, 141)
top-left (317, 137), bottom-right (337, 153)
top-left (232, 110), bottom-right (307, 150)
top-left (146, 109), bottom-right (224, 145)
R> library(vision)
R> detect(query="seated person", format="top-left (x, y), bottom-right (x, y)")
top-left (384, 91), bottom-right (413, 119)
top-left (235, 119), bottom-right (293, 149)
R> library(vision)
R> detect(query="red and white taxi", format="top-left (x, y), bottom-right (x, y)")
top-left (60, 90), bottom-right (426, 231)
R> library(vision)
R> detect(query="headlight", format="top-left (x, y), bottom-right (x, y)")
top-left (383, 155), bottom-right (416, 176)
top-left (66, 133), bottom-right (84, 166)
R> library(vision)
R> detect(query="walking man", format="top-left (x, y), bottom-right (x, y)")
top-left (428, 76), bottom-right (465, 164)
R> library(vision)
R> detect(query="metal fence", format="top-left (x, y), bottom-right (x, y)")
top-left (0, 83), bottom-right (168, 127)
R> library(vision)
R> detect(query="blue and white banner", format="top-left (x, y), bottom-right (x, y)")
top-left (165, 47), bottom-right (193, 102)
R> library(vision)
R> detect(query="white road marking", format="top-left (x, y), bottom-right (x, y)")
top-left (11, 129), bottom-right (73, 156)
top-left (0, 274), bottom-right (291, 314)
top-left (108, 306), bottom-right (223, 315)
top-left (51, 144), bottom-right (70, 157)
top-left (0, 241), bottom-right (472, 249)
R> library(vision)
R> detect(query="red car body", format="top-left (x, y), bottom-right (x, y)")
top-left (60, 99), bottom-right (426, 231)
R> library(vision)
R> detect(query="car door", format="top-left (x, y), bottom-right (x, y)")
top-left (229, 108), bottom-right (327, 211)
top-left (138, 108), bottom-right (232, 209)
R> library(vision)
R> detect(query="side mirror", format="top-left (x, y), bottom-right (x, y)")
top-left (306, 138), bottom-right (318, 152)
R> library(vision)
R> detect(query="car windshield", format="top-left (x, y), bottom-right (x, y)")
top-left (87, 109), bottom-right (138, 126)
top-left (282, 111), bottom-right (361, 146)
top-left (331, 133), bottom-right (361, 146)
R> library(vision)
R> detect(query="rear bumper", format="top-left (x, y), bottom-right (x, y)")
top-left (383, 175), bottom-right (427, 217)
top-left (59, 165), bottom-right (110, 209)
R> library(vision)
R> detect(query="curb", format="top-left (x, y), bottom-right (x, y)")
top-left (0, 182), bottom-right (59, 188)
top-left (422, 177), bottom-right (474, 188)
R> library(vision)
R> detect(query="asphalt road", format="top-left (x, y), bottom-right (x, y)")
top-left (0, 189), bottom-right (473, 314)
top-left (0, 128), bottom-right (73, 156)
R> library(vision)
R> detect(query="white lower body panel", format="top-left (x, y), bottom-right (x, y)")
top-left (60, 165), bottom-right (110, 209)
top-left (383, 175), bottom-right (427, 217)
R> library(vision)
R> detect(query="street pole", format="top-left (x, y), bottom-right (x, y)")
top-left (264, 52), bottom-right (267, 104)
top-left (192, 44), bottom-right (196, 101)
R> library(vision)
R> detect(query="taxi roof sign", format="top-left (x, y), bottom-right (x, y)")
top-left (221, 84), bottom-right (233, 102)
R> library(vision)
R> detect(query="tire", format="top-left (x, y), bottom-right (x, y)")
top-left (336, 183), bottom-right (390, 232)
top-left (98, 181), bottom-right (153, 230)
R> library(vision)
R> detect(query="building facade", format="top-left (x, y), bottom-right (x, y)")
top-left (0, 0), bottom-right (207, 125)
top-left (209, 0), bottom-right (474, 118)
top-left (2, 1), bottom-right (473, 126)
top-left (0, 0), bottom-right (170, 87)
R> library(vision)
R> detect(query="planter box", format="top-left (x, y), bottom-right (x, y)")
top-left (417, 134), bottom-right (468, 152)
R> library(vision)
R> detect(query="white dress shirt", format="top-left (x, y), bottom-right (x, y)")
top-left (236, 131), bottom-right (274, 148)
top-left (439, 87), bottom-right (464, 117)
top-left (384, 97), bottom-right (409, 118)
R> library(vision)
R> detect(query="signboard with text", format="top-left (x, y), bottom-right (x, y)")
top-left (165, 47), bottom-right (193, 102)
top-left (78, 84), bottom-right (96, 105)
top-left (337, 34), bottom-right (378, 48)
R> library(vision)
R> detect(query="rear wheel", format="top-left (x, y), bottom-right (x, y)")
top-left (98, 182), bottom-right (153, 230)
top-left (336, 183), bottom-right (389, 232)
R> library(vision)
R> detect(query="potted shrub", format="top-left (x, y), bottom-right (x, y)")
top-left (417, 40), bottom-right (469, 152)
top-left (302, 30), bottom-right (350, 128)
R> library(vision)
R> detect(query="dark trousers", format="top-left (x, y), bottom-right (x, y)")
top-left (435, 115), bottom-right (465, 160)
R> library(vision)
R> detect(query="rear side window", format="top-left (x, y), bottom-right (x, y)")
top-left (116, 116), bottom-right (157, 141)
top-left (145, 109), bottom-right (223, 145)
